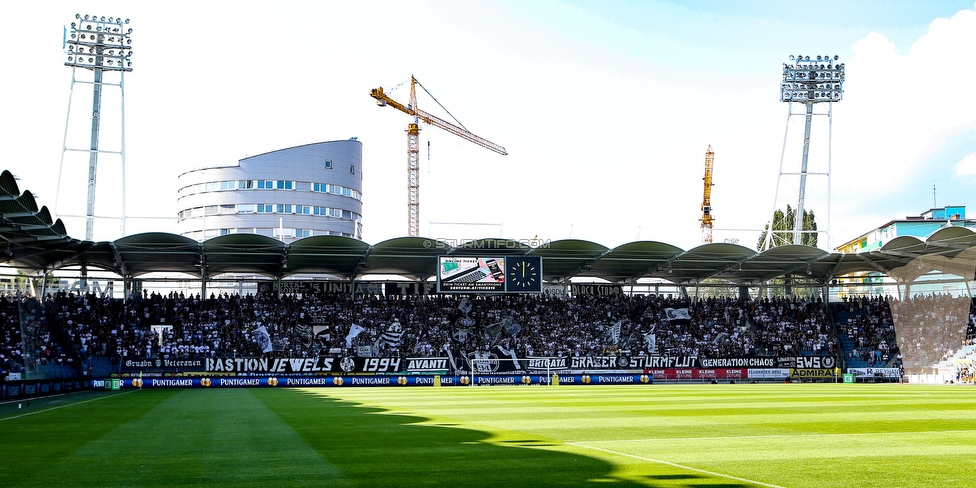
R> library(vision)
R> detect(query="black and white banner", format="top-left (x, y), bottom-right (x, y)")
top-left (204, 357), bottom-right (401, 374)
top-left (120, 358), bottom-right (205, 372)
top-left (120, 354), bottom-right (834, 375)
top-left (404, 357), bottom-right (451, 372)
top-left (526, 357), bottom-right (570, 371)
top-left (700, 357), bottom-right (777, 368)
top-left (781, 356), bottom-right (836, 369)
top-left (664, 307), bottom-right (691, 325)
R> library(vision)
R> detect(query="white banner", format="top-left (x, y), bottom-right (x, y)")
top-left (746, 368), bottom-right (790, 379)
top-left (847, 367), bottom-right (900, 378)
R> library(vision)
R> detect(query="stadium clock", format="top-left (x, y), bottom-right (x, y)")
top-left (506, 256), bottom-right (542, 293)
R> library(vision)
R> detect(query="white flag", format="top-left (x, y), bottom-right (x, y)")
top-left (609, 320), bottom-right (623, 345)
top-left (253, 326), bottom-right (273, 353)
top-left (643, 332), bottom-right (657, 354)
top-left (345, 324), bottom-right (365, 348)
top-left (665, 308), bottom-right (691, 323)
top-left (458, 297), bottom-right (473, 314)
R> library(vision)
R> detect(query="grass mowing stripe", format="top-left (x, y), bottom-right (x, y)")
top-left (0, 389), bottom-right (178, 488)
top-left (567, 441), bottom-right (787, 488)
top-left (0, 390), bottom-right (137, 422)
top-left (7, 389), bottom-right (347, 488)
top-left (255, 388), bottom-right (645, 487)
top-left (313, 384), bottom-right (976, 487)
top-left (4, 384), bottom-right (976, 487)
top-left (578, 428), bottom-right (976, 443)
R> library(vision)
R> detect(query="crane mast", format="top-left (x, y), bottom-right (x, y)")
top-left (700, 145), bottom-right (715, 243)
top-left (370, 76), bottom-right (507, 237)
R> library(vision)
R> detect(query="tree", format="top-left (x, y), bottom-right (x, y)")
top-left (757, 205), bottom-right (818, 251)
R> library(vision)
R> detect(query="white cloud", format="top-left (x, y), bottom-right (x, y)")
top-left (956, 153), bottom-right (976, 175)
top-left (833, 6), bottom-right (976, 214)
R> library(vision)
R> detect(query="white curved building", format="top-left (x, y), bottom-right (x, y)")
top-left (177, 140), bottom-right (363, 242)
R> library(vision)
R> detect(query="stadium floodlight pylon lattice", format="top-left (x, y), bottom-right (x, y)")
top-left (763, 54), bottom-right (844, 251)
top-left (57, 14), bottom-right (133, 241)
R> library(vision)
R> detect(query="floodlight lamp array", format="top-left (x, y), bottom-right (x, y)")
top-left (780, 54), bottom-right (843, 103)
top-left (64, 14), bottom-right (133, 72)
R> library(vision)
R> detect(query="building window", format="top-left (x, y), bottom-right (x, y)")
top-left (205, 205), bottom-right (218, 215)
top-left (276, 180), bottom-right (293, 190)
top-left (349, 165), bottom-right (355, 174)
top-left (257, 204), bottom-right (274, 213)
top-left (325, 159), bottom-right (333, 169)
top-left (273, 228), bottom-right (297, 239)
top-left (238, 204), bottom-right (255, 213)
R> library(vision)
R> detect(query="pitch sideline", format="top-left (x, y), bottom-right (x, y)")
top-left (567, 441), bottom-right (786, 488)
top-left (0, 389), bottom-right (138, 422)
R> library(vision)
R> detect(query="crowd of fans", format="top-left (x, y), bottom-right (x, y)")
top-left (888, 293), bottom-right (974, 369)
top-left (835, 295), bottom-right (900, 368)
top-left (0, 296), bottom-right (23, 379)
top-left (834, 293), bottom-right (976, 370)
top-left (1, 294), bottom-right (75, 380)
top-left (3, 288), bottom-right (976, 380)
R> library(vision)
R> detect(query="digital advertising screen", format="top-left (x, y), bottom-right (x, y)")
top-left (437, 256), bottom-right (542, 293)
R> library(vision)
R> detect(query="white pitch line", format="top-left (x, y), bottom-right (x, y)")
top-left (0, 390), bottom-right (137, 422)
top-left (568, 442), bottom-right (786, 488)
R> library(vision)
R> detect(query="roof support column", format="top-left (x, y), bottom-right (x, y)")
top-left (738, 285), bottom-right (749, 301)
top-left (39, 272), bottom-right (49, 303)
top-left (420, 275), bottom-right (431, 296)
top-left (80, 264), bottom-right (88, 294)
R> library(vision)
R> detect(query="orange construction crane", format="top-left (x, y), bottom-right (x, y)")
top-left (700, 145), bottom-right (715, 243)
top-left (370, 75), bottom-right (507, 237)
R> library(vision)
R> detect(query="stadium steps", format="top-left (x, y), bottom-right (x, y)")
top-left (831, 304), bottom-right (870, 368)
top-left (90, 356), bottom-right (114, 377)
top-left (36, 363), bottom-right (76, 379)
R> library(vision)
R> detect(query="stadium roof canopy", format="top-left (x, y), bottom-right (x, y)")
top-left (2, 169), bottom-right (975, 286)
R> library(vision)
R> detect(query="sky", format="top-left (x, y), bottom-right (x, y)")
top-left (2, 0), bottom-right (975, 252)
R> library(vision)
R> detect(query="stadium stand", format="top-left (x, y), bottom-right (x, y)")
top-left (1, 291), bottom-right (853, 375)
top-left (10, 287), bottom-right (976, 382)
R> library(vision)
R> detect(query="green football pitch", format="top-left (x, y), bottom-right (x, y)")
top-left (2, 383), bottom-right (976, 487)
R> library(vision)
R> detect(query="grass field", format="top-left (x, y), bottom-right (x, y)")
top-left (2, 383), bottom-right (976, 487)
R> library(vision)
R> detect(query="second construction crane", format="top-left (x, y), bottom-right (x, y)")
top-left (700, 145), bottom-right (715, 243)
top-left (370, 76), bottom-right (507, 237)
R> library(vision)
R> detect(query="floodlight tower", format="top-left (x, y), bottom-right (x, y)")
top-left (763, 54), bottom-right (844, 250)
top-left (58, 14), bottom-right (133, 241)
